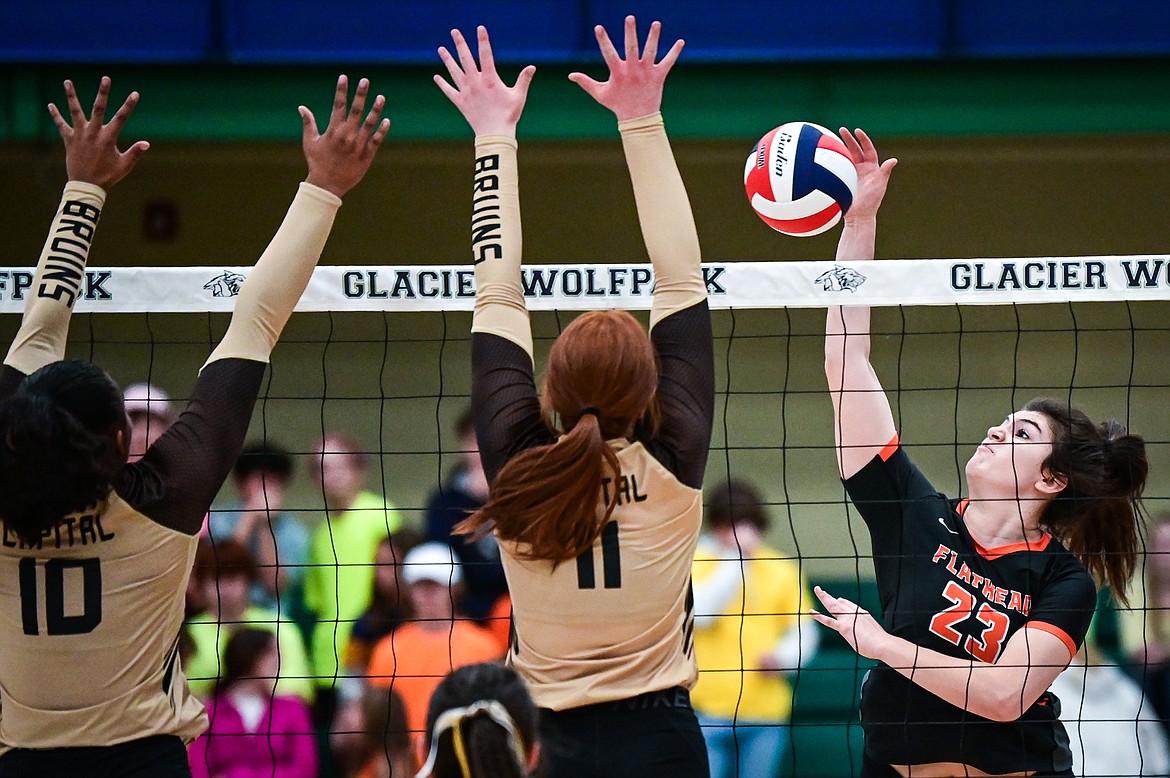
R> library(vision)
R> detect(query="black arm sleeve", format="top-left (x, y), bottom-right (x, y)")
top-left (471, 332), bottom-right (554, 485)
top-left (640, 300), bottom-right (715, 489)
top-left (115, 358), bottom-right (266, 535)
top-left (0, 365), bottom-right (26, 400)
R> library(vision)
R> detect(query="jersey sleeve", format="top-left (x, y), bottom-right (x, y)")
top-left (5, 182), bottom-right (106, 376)
top-left (1024, 559), bottom-right (1097, 658)
top-left (204, 182), bottom-right (340, 367)
top-left (641, 301), bottom-right (714, 489)
top-left (116, 358), bottom-right (265, 535)
top-left (842, 442), bottom-right (943, 534)
top-left (0, 365), bottom-right (25, 400)
top-left (470, 136), bottom-right (531, 358)
top-left (471, 331), bottom-right (553, 486)
top-left (616, 114), bottom-right (712, 489)
top-left (617, 113), bottom-right (706, 329)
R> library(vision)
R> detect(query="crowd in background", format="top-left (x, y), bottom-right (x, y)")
top-left (145, 378), bottom-right (1170, 777)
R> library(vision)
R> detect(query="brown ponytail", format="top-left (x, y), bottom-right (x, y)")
top-left (458, 310), bottom-right (658, 562)
top-left (1024, 398), bottom-right (1148, 604)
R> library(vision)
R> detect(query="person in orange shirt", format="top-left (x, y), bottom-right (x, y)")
top-left (366, 542), bottom-right (502, 746)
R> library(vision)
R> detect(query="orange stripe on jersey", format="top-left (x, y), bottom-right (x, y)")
top-left (972, 532), bottom-right (1052, 561)
top-left (1024, 621), bottom-right (1078, 660)
top-left (878, 435), bottom-right (900, 462)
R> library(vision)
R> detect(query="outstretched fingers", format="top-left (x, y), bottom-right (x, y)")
top-left (594, 23), bottom-right (621, 69)
top-left (657, 38), bottom-right (685, 74)
top-left (623, 15), bottom-right (640, 61)
top-left (839, 127), bottom-right (864, 163)
top-left (300, 105), bottom-right (320, 139)
top-left (329, 75), bottom-right (349, 128)
top-left (362, 94), bottom-right (388, 136)
top-left (348, 77), bottom-right (369, 125)
top-left (89, 76), bottom-right (111, 125)
top-left (476, 26), bottom-right (496, 75)
top-left (451, 28), bottom-right (478, 77)
top-left (641, 19), bottom-right (661, 63)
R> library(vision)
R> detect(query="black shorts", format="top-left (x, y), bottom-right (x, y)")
top-left (0, 734), bottom-right (190, 778)
top-left (539, 686), bottom-right (709, 778)
top-left (860, 751), bottom-right (1074, 778)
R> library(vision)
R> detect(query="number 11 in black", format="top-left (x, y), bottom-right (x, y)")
top-left (576, 521), bottom-right (621, 590)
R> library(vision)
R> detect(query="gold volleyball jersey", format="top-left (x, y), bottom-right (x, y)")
top-left (468, 112), bottom-right (713, 711)
top-left (498, 438), bottom-right (703, 710)
top-left (0, 358), bottom-right (267, 752)
top-left (0, 495), bottom-right (204, 750)
top-left (0, 180), bottom-right (338, 752)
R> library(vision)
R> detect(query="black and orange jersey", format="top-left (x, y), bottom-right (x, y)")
top-left (844, 442), bottom-right (1096, 774)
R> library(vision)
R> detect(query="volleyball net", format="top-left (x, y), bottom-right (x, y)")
top-left (5, 256), bottom-right (1169, 775)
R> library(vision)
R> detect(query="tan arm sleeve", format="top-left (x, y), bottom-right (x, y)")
top-left (5, 181), bottom-right (106, 375)
top-left (470, 135), bottom-right (532, 360)
top-left (204, 182), bottom-right (341, 367)
top-left (618, 113), bottom-right (706, 330)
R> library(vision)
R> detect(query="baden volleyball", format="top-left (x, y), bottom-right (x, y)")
top-left (744, 122), bottom-right (858, 237)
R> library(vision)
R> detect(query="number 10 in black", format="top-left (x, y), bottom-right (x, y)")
top-left (18, 557), bottom-right (103, 636)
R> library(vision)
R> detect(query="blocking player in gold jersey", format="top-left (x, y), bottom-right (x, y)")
top-left (436, 16), bottom-right (713, 778)
top-left (0, 76), bottom-right (388, 777)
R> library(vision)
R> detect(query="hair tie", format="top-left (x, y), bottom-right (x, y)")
top-left (415, 699), bottom-right (527, 778)
top-left (580, 406), bottom-right (600, 418)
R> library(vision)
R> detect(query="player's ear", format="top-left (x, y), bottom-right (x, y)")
top-left (526, 741), bottom-right (542, 772)
top-left (1036, 469), bottom-right (1067, 496)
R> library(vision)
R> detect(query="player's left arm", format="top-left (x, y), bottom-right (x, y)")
top-left (132, 77), bottom-right (388, 535)
top-left (4, 78), bottom-right (148, 387)
top-left (811, 586), bottom-right (1073, 722)
top-left (572, 17), bottom-right (713, 487)
top-left (436, 25), bottom-right (546, 482)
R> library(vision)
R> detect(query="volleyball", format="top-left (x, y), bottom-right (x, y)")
top-left (744, 122), bottom-right (858, 237)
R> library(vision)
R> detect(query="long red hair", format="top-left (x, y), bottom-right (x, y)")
top-left (458, 310), bottom-right (658, 562)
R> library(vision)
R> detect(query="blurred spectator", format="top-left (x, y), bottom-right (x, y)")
top-left (344, 531), bottom-right (420, 674)
top-left (366, 543), bottom-right (502, 750)
top-left (303, 432), bottom-right (403, 725)
top-left (189, 628), bottom-right (318, 778)
top-left (424, 409), bottom-right (506, 622)
top-left (330, 684), bottom-right (416, 778)
top-left (123, 381), bottom-right (176, 462)
top-left (691, 479), bottom-right (818, 778)
top-left (209, 442), bottom-right (310, 611)
top-left (1130, 513), bottom-right (1170, 738)
top-left (1052, 622), bottom-right (1170, 776)
top-left (185, 540), bottom-right (313, 703)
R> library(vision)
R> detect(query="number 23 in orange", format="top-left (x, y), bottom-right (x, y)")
top-left (928, 580), bottom-right (1010, 663)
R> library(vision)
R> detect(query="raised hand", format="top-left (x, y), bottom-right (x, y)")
top-left (840, 128), bottom-right (897, 223)
top-left (300, 75), bottom-right (390, 198)
top-left (809, 585), bottom-right (889, 661)
top-left (47, 77), bottom-right (149, 190)
top-left (569, 16), bottom-right (684, 122)
top-left (434, 26), bottom-right (536, 138)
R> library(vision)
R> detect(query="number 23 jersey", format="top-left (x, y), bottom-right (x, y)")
top-left (844, 441), bottom-right (1096, 773)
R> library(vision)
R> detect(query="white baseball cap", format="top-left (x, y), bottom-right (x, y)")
top-left (402, 542), bottom-right (463, 586)
top-left (123, 383), bottom-right (175, 420)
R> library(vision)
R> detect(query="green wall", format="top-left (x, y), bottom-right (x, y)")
top-left (2, 58), bottom-right (1169, 581)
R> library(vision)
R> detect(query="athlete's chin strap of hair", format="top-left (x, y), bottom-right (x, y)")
top-left (415, 699), bottom-right (527, 778)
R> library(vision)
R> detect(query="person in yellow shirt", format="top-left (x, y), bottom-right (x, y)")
top-left (303, 431), bottom-right (403, 726)
top-left (691, 479), bottom-right (818, 778)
